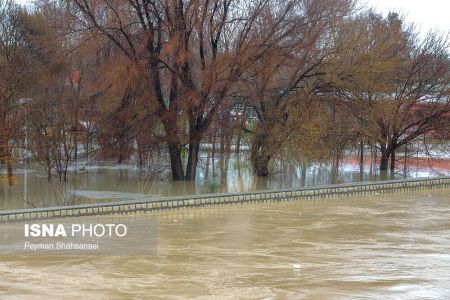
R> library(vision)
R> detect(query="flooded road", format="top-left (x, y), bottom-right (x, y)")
top-left (1, 188), bottom-right (449, 299)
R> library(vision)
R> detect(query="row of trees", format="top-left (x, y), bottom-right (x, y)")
top-left (1, 0), bottom-right (449, 183)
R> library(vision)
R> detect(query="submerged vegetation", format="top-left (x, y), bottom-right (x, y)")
top-left (0, 0), bottom-right (449, 184)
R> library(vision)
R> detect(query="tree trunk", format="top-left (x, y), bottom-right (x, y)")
top-left (0, 143), bottom-right (4, 165)
top-left (211, 128), bottom-right (216, 177)
top-left (403, 143), bottom-right (408, 177)
top-left (251, 133), bottom-right (271, 177)
top-left (74, 133), bottom-right (78, 162)
top-left (185, 138), bottom-right (200, 181)
top-left (224, 130), bottom-right (232, 172)
top-left (167, 140), bottom-right (185, 181)
top-left (6, 152), bottom-right (13, 186)
top-left (205, 150), bottom-right (210, 179)
top-left (380, 149), bottom-right (389, 172)
top-left (390, 150), bottom-right (396, 172)
top-left (253, 155), bottom-right (270, 177)
top-left (85, 134), bottom-right (90, 163)
top-left (359, 163), bottom-right (364, 182)
top-left (136, 138), bottom-right (143, 168)
top-left (235, 128), bottom-right (242, 157)
top-left (359, 138), bottom-right (364, 165)
top-left (1, 140), bottom-right (14, 186)
top-left (219, 128), bottom-right (225, 172)
top-left (300, 162), bottom-right (307, 187)
top-left (162, 114), bottom-right (185, 181)
top-left (47, 157), bottom-right (51, 182)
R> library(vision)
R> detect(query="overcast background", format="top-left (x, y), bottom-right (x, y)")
top-left (15, 0), bottom-right (450, 36)
top-left (364, 0), bottom-right (449, 36)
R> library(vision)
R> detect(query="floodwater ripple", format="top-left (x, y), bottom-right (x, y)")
top-left (0, 189), bottom-right (449, 299)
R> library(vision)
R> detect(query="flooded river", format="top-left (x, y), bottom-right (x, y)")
top-left (1, 188), bottom-right (449, 299)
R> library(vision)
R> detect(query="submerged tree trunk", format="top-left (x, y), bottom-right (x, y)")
top-left (211, 128), bottom-right (217, 177)
top-left (359, 139), bottom-right (364, 165)
top-left (252, 153), bottom-right (270, 176)
top-left (162, 112), bottom-right (185, 181)
top-left (1, 140), bottom-right (14, 186)
top-left (0, 143), bottom-right (4, 165)
top-left (167, 140), bottom-right (185, 181)
top-left (185, 138), bottom-right (201, 181)
top-left (204, 150), bottom-right (210, 179)
top-left (380, 142), bottom-right (399, 173)
top-left (219, 128), bottom-right (226, 172)
top-left (46, 156), bottom-right (51, 182)
top-left (85, 133), bottom-right (90, 164)
top-left (224, 130), bottom-right (232, 172)
top-left (403, 143), bottom-right (408, 177)
top-left (390, 150), bottom-right (396, 172)
top-left (359, 139), bottom-right (364, 180)
top-left (300, 161), bottom-right (307, 187)
top-left (6, 152), bottom-right (13, 186)
top-left (235, 104), bottom-right (247, 157)
top-left (251, 132), bottom-right (271, 177)
top-left (235, 128), bottom-right (242, 157)
top-left (137, 140), bottom-right (143, 168)
top-left (74, 132), bottom-right (78, 162)
top-left (185, 108), bottom-right (207, 180)
top-left (380, 148), bottom-right (389, 172)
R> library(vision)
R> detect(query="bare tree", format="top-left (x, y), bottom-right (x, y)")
top-left (331, 12), bottom-right (450, 172)
top-left (0, 0), bottom-right (35, 185)
top-left (236, 0), bottom-right (353, 176)
top-left (56, 0), bottom-right (316, 181)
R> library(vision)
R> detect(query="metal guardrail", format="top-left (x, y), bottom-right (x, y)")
top-left (1, 177), bottom-right (449, 222)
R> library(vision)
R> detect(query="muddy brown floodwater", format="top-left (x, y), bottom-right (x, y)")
top-left (2, 156), bottom-right (450, 210)
top-left (0, 188), bottom-right (450, 299)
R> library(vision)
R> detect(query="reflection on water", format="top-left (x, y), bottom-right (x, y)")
top-left (0, 189), bottom-right (449, 299)
top-left (1, 154), bottom-right (450, 210)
